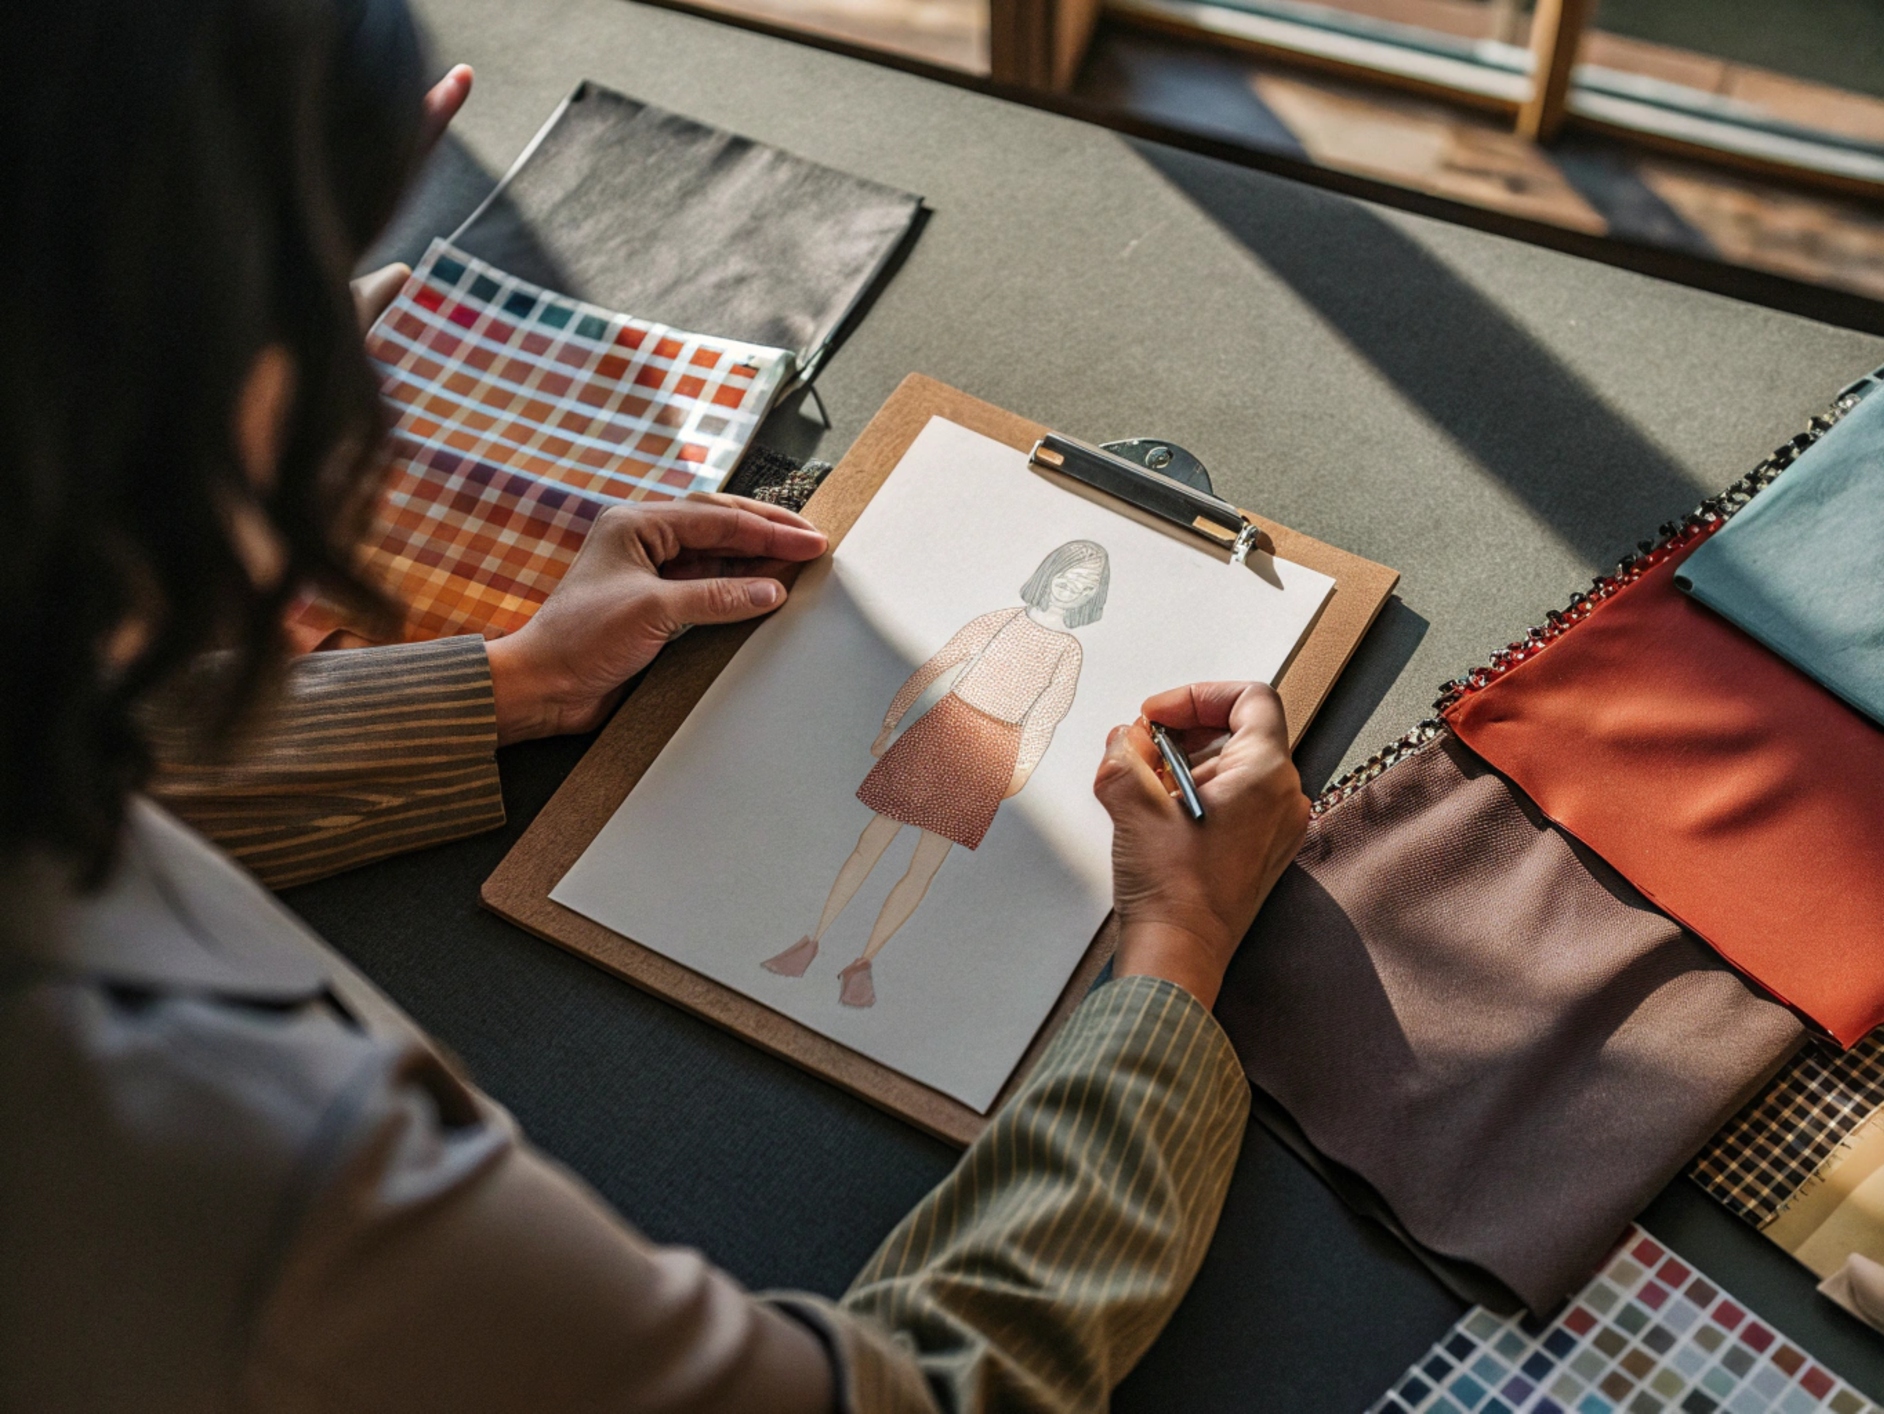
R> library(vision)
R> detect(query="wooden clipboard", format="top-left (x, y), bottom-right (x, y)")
top-left (481, 374), bottom-right (1400, 1145)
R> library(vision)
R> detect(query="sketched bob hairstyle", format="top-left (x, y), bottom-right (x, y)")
top-left (1019, 540), bottom-right (1110, 629)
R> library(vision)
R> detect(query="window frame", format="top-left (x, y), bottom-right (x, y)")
top-left (1091, 0), bottom-right (1884, 195)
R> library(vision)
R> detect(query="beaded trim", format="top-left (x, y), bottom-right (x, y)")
top-left (1309, 720), bottom-right (1448, 818)
top-left (1308, 370), bottom-right (1881, 819)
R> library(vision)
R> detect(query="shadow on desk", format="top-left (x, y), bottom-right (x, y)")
top-left (1132, 141), bottom-right (1711, 573)
top-left (1294, 595), bottom-right (1428, 793)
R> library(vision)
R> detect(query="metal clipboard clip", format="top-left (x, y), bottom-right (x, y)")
top-left (1027, 432), bottom-right (1273, 567)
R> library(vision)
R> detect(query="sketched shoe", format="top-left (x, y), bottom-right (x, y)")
top-left (762, 936), bottom-right (819, 977)
top-left (838, 958), bottom-right (876, 1008)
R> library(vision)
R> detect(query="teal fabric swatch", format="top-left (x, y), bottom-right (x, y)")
top-left (1677, 387), bottom-right (1884, 726)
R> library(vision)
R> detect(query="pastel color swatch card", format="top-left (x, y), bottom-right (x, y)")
top-left (292, 239), bottom-right (792, 643)
top-left (1766, 1107), bottom-right (1884, 1294)
top-left (1373, 1226), bottom-right (1876, 1414)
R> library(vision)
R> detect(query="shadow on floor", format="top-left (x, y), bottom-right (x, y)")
top-left (1551, 137), bottom-right (1716, 258)
top-left (1080, 26), bottom-right (1310, 157)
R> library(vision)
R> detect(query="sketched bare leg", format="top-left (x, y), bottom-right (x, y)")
top-left (763, 814), bottom-right (902, 976)
top-left (840, 831), bottom-right (953, 1007)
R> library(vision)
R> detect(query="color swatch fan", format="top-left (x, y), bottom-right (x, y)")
top-left (291, 239), bottom-right (793, 644)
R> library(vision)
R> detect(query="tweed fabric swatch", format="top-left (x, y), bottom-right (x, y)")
top-left (1217, 732), bottom-right (1804, 1313)
top-left (1444, 532), bottom-right (1884, 1046)
top-left (720, 446), bottom-right (835, 511)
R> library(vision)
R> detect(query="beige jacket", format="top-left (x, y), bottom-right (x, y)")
top-left (0, 638), bottom-right (1250, 1412)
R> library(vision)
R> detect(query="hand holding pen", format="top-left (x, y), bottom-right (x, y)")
top-left (1092, 682), bottom-right (1310, 1007)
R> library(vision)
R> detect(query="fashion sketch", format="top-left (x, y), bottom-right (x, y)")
top-left (762, 540), bottom-right (1110, 1008)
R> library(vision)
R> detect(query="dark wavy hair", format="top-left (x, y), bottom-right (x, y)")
top-left (0, 0), bottom-right (427, 879)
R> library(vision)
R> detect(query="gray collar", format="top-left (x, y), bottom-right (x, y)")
top-left (0, 798), bottom-right (331, 1001)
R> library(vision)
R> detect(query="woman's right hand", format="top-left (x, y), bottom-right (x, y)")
top-left (870, 727), bottom-right (892, 757)
top-left (1092, 681), bottom-right (1309, 1009)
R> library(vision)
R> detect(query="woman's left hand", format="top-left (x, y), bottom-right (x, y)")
top-left (1004, 766), bottom-right (1032, 798)
top-left (348, 65), bottom-right (476, 330)
top-left (485, 495), bottom-right (827, 744)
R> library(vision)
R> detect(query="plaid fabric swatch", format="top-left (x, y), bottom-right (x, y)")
top-left (1372, 1226), bottom-right (1876, 1414)
top-left (1692, 1033), bottom-right (1884, 1227)
top-left (292, 239), bottom-right (793, 643)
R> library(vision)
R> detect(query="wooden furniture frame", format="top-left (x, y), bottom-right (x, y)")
top-left (992, 0), bottom-right (1102, 88)
top-left (1085, 0), bottom-right (1884, 197)
top-left (1514, 0), bottom-right (1592, 143)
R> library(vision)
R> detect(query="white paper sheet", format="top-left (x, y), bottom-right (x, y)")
top-left (552, 417), bottom-right (1335, 1111)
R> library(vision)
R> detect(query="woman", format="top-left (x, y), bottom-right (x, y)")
top-left (0, 1), bottom-right (1311, 1409)
top-left (766, 540), bottom-right (1109, 1007)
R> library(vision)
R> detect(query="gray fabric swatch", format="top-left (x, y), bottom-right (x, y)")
top-left (1676, 384), bottom-right (1884, 727)
top-left (449, 82), bottom-right (923, 370)
top-left (1216, 733), bottom-right (1805, 1313)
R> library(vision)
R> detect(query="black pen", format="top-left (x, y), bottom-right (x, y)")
top-left (1148, 722), bottom-right (1207, 822)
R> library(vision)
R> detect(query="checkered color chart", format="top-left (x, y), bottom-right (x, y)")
top-left (295, 238), bottom-right (793, 643)
top-left (1373, 1228), bottom-right (1875, 1414)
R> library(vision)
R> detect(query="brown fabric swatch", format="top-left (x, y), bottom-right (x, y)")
top-left (1216, 732), bottom-right (1805, 1312)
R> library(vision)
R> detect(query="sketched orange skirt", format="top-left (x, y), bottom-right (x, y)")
top-left (856, 694), bottom-right (1023, 850)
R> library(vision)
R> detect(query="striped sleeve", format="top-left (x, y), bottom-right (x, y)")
top-left (769, 974), bottom-right (1251, 1414)
top-left (146, 636), bottom-right (505, 890)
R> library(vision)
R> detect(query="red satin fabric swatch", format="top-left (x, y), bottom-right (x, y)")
top-left (1445, 530), bottom-right (1884, 1046)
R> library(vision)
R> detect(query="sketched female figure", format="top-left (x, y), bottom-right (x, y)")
top-left (763, 540), bottom-right (1110, 1007)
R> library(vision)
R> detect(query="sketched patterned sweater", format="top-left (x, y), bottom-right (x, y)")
top-left (857, 607), bottom-right (1083, 850)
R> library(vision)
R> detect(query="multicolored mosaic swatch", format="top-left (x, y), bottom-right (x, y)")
top-left (1694, 1032), bottom-right (1884, 1229)
top-left (291, 238), bottom-right (792, 643)
top-left (1372, 1227), bottom-right (1876, 1414)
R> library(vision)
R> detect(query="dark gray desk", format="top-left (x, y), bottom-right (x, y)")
top-left (297, 1), bottom-right (1884, 1404)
